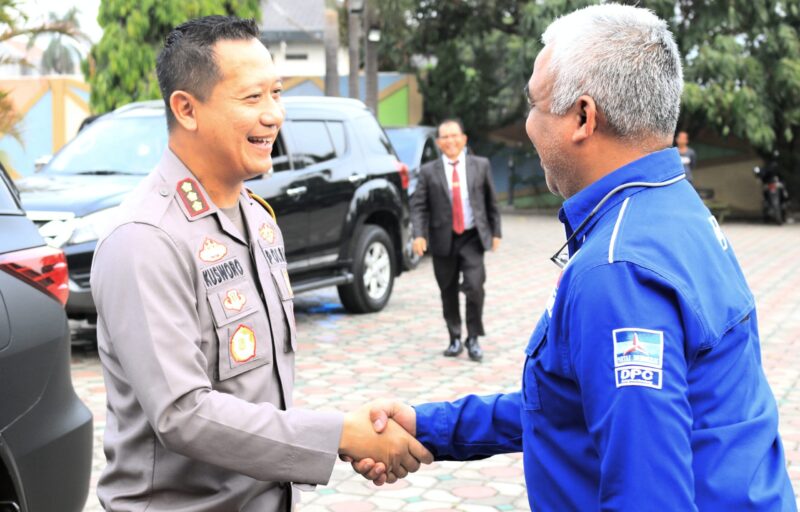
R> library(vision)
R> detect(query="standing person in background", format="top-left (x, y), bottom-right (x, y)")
top-left (410, 119), bottom-right (501, 362)
top-left (676, 130), bottom-right (697, 184)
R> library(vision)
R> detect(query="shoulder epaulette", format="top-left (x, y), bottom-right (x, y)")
top-left (248, 190), bottom-right (276, 221)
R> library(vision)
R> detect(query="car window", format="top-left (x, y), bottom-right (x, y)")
top-left (327, 122), bottom-right (347, 157)
top-left (386, 131), bottom-right (417, 167)
top-left (422, 138), bottom-right (439, 164)
top-left (282, 121), bottom-right (336, 168)
top-left (0, 163), bottom-right (21, 213)
top-left (45, 115), bottom-right (167, 175)
top-left (354, 115), bottom-right (394, 157)
top-left (270, 134), bottom-right (291, 172)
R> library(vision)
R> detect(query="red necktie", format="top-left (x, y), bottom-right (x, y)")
top-left (450, 161), bottom-right (465, 234)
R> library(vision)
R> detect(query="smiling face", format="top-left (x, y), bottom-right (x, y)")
top-left (436, 121), bottom-right (468, 160)
top-left (525, 46), bottom-right (579, 197)
top-left (194, 38), bottom-right (284, 182)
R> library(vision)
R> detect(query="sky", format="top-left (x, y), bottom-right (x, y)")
top-left (18, 0), bottom-right (103, 43)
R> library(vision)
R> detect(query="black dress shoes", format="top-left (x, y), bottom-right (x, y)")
top-left (443, 337), bottom-right (464, 357)
top-left (465, 336), bottom-right (483, 362)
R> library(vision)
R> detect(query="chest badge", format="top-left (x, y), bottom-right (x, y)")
top-left (222, 289), bottom-right (247, 312)
top-left (230, 325), bottom-right (257, 363)
top-left (259, 223), bottom-right (275, 244)
top-left (199, 238), bottom-right (228, 263)
top-left (176, 178), bottom-right (209, 216)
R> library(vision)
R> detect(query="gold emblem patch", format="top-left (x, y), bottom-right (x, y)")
top-left (259, 223), bottom-right (275, 244)
top-left (222, 289), bottom-right (247, 312)
top-left (199, 237), bottom-right (227, 263)
top-left (230, 325), bottom-right (257, 363)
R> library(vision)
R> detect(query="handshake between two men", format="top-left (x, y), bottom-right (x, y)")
top-left (339, 400), bottom-right (424, 485)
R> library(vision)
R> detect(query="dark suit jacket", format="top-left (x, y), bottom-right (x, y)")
top-left (410, 155), bottom-right (502, 257)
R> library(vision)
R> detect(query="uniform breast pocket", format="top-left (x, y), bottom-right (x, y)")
top-left (207, 280), bottom-right (271, 381)
top-left (270, 266), bottom-right (297, 353)
top-left (522, 316), bottom-right (549, 412)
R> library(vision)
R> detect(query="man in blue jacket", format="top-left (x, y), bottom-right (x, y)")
top-left (348, 4), bottom-right (796, 509)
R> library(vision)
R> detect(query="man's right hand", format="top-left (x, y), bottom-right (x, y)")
top-left (345, 400), bottom-right (422, 485)
top-left (338, 403), bottom-right (431, 484)
top-left (412, 237), bottom-right (427, 256)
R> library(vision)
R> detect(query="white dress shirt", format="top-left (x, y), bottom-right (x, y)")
top-left (442, 151), bottom-right (474, 230)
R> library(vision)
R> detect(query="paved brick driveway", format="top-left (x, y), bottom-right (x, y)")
top-left (72, 213), bottom-right (800, 511)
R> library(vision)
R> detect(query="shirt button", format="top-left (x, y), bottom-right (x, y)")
top-left (159, 188), bottom-right (169, 197)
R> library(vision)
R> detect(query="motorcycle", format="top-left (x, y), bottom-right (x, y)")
top-left (753, 164), bottom-right (789, 224)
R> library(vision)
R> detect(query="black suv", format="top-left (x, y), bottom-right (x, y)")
top-left (17, 97), bottom-right (414, 318)
top-left (0, 163), bottom-right (93, 512)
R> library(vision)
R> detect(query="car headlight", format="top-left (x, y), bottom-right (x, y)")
top-left (69, 207), bottom-right (120, 245)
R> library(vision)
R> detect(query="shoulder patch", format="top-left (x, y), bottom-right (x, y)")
top-left (612, 328), bottom-right (663, 389)
top-left (176, 178), bottom-right (209, 217)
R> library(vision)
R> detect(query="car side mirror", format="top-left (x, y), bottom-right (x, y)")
top-left (34, 155), bottom-right (52, 172)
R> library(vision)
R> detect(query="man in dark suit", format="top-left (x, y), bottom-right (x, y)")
top-left (410, 119), bottom-right (502, 361)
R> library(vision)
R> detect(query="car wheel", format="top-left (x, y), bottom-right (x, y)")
top-left (338, 225), bottom-right (395, 313)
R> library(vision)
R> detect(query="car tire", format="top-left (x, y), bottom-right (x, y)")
top-left (338, 225), bottom-right (395, 313)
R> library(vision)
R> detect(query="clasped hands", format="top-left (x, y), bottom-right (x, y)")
top-left (338, 400), bottom-right (425, 485)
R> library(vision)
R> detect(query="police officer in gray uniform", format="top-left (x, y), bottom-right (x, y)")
top-left (91, 16), bottom-right (430, 511)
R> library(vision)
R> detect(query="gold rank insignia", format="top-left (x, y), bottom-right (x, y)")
top-left (259, 223), bottom-right (275, 244)
top-left (230, 324), bottom-right (257, 363)
top-left (176, 178), bottom-right (209, 217)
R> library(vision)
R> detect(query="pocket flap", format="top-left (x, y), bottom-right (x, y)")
top-left (208, 280), bottom-right (259, 328)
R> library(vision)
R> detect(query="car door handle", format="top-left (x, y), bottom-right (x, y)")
top-left (349, 173), bottom-right (366, 183)
top-left (286, 186), bottom-right (307, 197)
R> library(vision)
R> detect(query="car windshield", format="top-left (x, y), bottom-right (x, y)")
top-left (45, 114), bottom-right (168, 175)
top-left (386, 131), bottom-right (419, 167)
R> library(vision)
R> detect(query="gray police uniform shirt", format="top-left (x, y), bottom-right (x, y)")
top-left (91, 149), bottom-right (343, 511)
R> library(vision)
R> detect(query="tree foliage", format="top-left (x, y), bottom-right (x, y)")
top-left (86, 0), bottom-right (261, 114)
top-left (373, 0), bottom-right (800, 179)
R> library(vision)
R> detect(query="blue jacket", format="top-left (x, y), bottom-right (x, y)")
top-left (415, 149), bottom-right (796, 511)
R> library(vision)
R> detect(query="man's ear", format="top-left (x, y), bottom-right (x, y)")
top-left (572, 95), bottom-right (597, 143)
top-left (169, 91), bottom-right (199, 132)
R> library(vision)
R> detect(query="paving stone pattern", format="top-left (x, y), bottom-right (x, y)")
top-left (71, 214), bottom-right (800, 511)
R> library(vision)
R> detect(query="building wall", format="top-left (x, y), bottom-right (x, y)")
top-left (0, 76), bottom-right (90, 179)
top-left (281, 73), bottom-right (423, 127)
top-left (694, 158), bottom-right (763, 216)
top-left (267, 41), bottom-right (350, 76)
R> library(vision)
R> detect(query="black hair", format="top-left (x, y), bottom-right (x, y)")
top-left (156, 15), bottom-right (260, 130)
top-left (436, 118), bottom-right (466, 138)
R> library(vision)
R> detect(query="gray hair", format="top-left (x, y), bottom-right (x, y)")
top-left (541, 4), bottom-right (683, 140)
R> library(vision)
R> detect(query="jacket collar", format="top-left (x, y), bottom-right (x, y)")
top-left (558, 148), bottom-right (685, 254)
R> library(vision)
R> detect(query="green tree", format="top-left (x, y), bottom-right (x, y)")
top-left (373, 0), bottom-right (596, 135)
top-left (86, 0), bottom-right (261, 114)
top-left (376, 0), bottom-right (800, 186)
top-left (670, 0), bottom-right (800, 182)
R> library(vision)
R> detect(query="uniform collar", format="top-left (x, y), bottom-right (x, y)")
top-left (155, 148), bottom-right (251, 244)
top-left (558, 148), bottom-right (684, 253)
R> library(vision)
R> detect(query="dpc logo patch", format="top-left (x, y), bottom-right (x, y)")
top-left (612, 328), bottom-right (664, 389)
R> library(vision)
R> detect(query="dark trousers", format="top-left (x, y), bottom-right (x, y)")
top-left (432, 229), bottom-right (486, 339)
